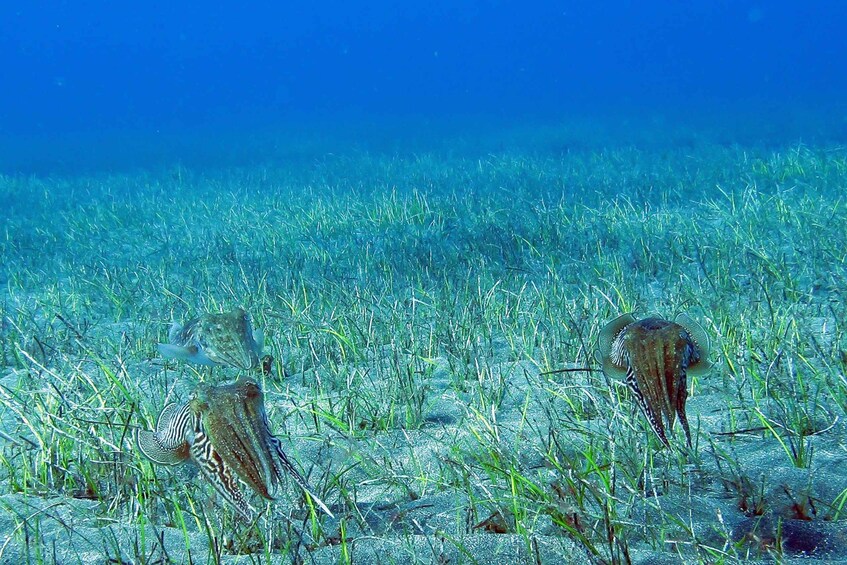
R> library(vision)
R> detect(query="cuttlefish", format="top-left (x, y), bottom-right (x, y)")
top-left (597, 313), bottom-right (711, 447)
top-left (158, 308), bottom-right (265, 371)
top-left (137, 378), bottom-right (333, 519)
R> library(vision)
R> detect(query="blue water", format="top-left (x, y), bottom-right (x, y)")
top-left (2, 1), bottom-right (846, 173)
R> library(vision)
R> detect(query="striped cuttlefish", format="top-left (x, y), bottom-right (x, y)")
top-left (137, 378), bottom-right (333, 519)
top-left (597, 313), bottom-right (711, 447)
top-left (158, 308), bottom-right (266, 371)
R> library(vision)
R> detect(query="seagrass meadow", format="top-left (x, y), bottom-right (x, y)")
top-left (1, 123), bottom-right (846, 564)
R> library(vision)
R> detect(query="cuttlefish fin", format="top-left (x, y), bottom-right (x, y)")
top-left (136, 403), bottom-right (193, 465)
top-left (167, 322), bottom-right (183, 344)
top-left (675, 313), bottom-right (713, 376)
top-left (268, 436), bottom-right (334, 519)
top-left (677, 400), bottom-right (692, 447)
top-left (625, 367), bottom-right (670, 446)
top-left (252, 328), bottom-right (265, 354)
top-left (600, 356), bottom-right (628, 379)
top-left (157, 343), bottom-right (217, 365)
top-left (596, 313), bottom-right (636, 377)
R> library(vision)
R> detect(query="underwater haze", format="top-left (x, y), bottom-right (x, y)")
top-left (2, 0), bottom-right (846, 171)
top-left (3, 2), bottom-right (847, 565)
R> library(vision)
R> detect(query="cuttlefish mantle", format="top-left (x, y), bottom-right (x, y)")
top-left (158, 307), bottom-right (265, 371)
top-left (137, 378), bottom-right (333, 519)
top-left (597, 313), bottom-right (711, 447)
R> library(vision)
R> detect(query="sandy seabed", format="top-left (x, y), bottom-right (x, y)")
top-left (1, 124), bottom-right (847, 563)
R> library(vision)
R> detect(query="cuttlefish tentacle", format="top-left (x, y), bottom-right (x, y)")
top-left (188, 421), bottom-right (257, 519)
top-left (266, 432), bottom-right (334, 518)
top-left (192, 380), bottom-right (334, 517)
top-left (136, 378), bottom-right (333, 520)
top-left (192, 381), bottom-right (280, 499)
top-left (598, 313), bottom-right (711, 447)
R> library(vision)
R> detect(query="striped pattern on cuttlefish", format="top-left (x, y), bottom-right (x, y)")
top-left (597, 313), bottom-right (711, 447)
top-left (137, 378), bottom-right (333, 520)
top-left (158, 308), bottom-right (265, 371)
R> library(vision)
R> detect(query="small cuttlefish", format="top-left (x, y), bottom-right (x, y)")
top-left (137, 378), bottom-right (333, 519)
top-left (596, 313), bottom-right (711, 447)
top-left (158, 308), bottom-right (265, 371)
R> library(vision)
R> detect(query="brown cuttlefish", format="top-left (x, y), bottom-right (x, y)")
top-left (597, 313), bottom-right (711, 447)
top-left (158, 307), bottom-right (272, 373)
top-left (137, 378), bottom-right (333, 519)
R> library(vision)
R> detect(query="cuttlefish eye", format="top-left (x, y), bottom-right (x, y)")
top-left (597, 312), bottom-right (712, 447)
top-left (239, 380), bottom-right (261, 400)
top-left (190, 384), bottom-right (212, 411)
top-left (191, 398), bottom-right (210, 414)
